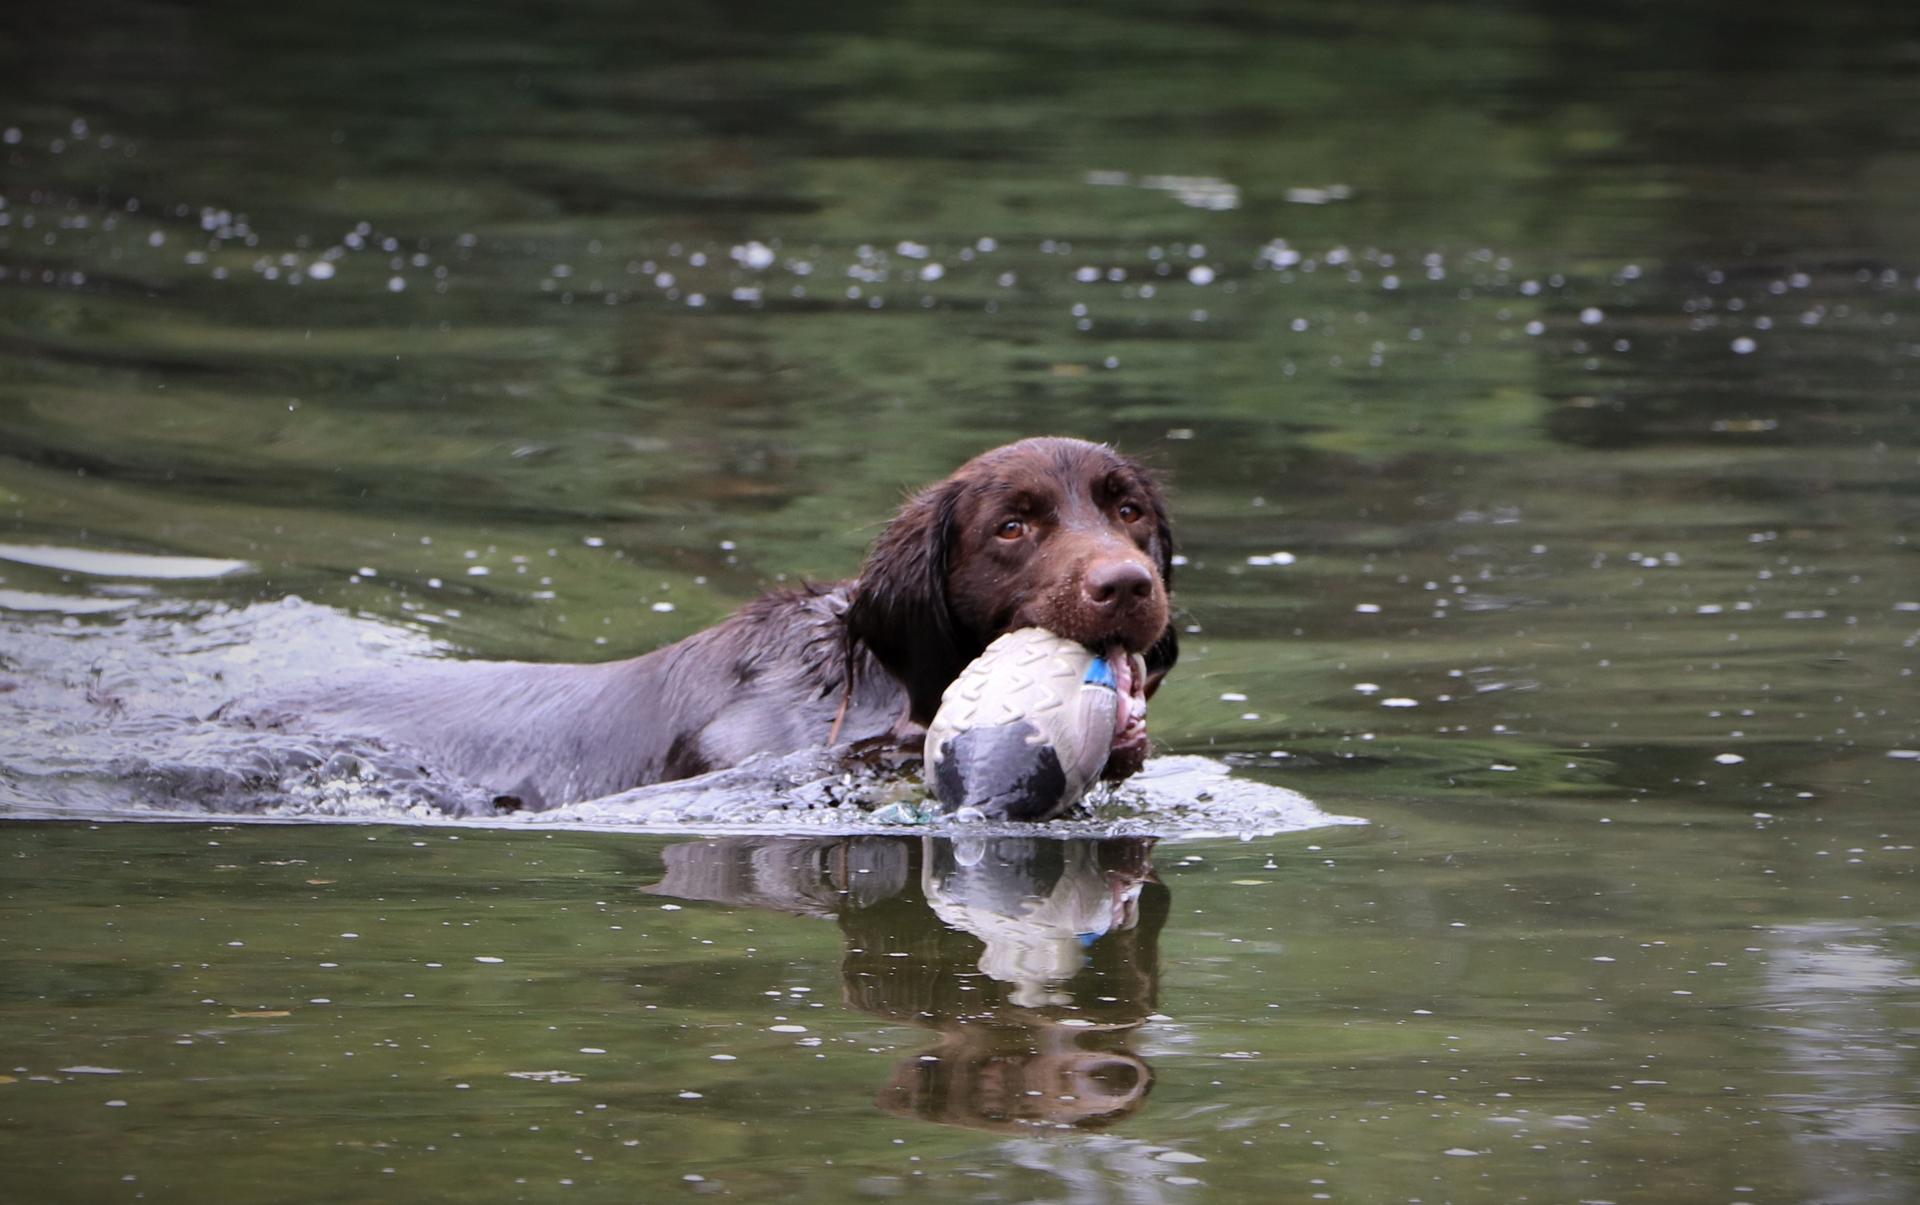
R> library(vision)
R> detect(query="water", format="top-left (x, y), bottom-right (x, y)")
top-left (3, 0), bottom-right (1917, 1199)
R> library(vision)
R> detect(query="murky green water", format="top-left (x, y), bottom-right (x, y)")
top-left (3, 0), bottom-right (1917, 1199)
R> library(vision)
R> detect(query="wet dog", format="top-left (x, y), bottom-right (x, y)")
top-left (266, 437), bottom-right (1177, 810)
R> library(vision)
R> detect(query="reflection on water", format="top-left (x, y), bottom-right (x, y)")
top-left (1765, 923), bottom-right (1920, 1200)
top-left (648, 835), bottom-right (1166, 1131)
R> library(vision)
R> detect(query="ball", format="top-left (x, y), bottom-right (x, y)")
top-left (923, 628), bottom-right (1124, 820)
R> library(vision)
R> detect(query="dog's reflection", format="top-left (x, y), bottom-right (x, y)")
top-left (646, 834), bottom-right (1167, 1131)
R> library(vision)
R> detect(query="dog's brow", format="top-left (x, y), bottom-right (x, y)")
top-left (979, 478), bottom-right (1053, 516)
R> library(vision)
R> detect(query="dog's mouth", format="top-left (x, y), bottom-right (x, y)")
top-left (1102, 644), bottom-right (1150, 755)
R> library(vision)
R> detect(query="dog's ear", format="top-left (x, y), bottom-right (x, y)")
top-left (847, 479), bottom-right (976, 723)
top-left (1135, 461), bottom-right (1177, 591)
top-left (1141, 623), bottom-right (1179, 699)
top-left (1137, 463), bottom-right (1179, 696)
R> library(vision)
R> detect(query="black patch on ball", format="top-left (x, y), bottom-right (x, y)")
top-left (932, 722), bottom-right (1072, 821)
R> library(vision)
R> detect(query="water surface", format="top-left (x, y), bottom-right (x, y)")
top-left (2, 0), bottom-right (1917, 1200)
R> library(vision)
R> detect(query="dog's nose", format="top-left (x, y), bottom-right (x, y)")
top-left (1083, 559), bottom-right (1155, 609)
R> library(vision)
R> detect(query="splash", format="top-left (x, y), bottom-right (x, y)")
top-left (0, 598), bottom-right (1360, 842)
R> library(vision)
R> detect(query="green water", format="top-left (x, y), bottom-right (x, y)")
top-left (2, 0), bottom-right (1917, 1199)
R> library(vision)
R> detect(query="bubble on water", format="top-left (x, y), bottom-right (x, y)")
top-left (1354, 603), bottom-right (1381, 614)
top-left (768, 1025), bottom-right (807, 1033)
top-left (475, 956), bottom-right (504, 964)
top-left (1714, 753), bottom-right (1746, 765)
top-left (1524, 320), bottom-right (1545, 336)
top-left (1260, 243), bottom-right (1301, 270)
top-left (307, 261), bottom-right (335, 281)
top-left (651, 602), bottom-right (675, 613)
top-left (1155, 1151), bottom-right (1206, 1164)
top-left (1731, 336), bottom-right (1757, 354)
top-left (386, 276), bottom-right (405, 292)
top-left (1353, 683), bottom-right (1380, 694)
top-left (1380, 697), bottom-right (1418, 708)
top-left (1284, 185), bottom-right (1344, 205)
top-left (1187, 265), bottom-right (1216, 286)
top-left (731, 241), bottom-right (775, 270)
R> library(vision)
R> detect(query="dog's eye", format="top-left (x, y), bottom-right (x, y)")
top-left (996, 519), bottom-right (1027, 540)
top-left (1117, 502), bottom-right (1143, 522)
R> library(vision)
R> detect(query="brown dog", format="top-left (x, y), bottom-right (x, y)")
top-left (277, 437), bottom-right (1177, 811)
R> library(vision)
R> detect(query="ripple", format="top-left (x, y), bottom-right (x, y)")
top-left (0, 589), bottom-right (139, 614)
top-left (0, 544), bottom-right (252, 579)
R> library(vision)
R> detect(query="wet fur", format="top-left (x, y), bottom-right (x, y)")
top-left (265, 437), bottom-right (1177, 810)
